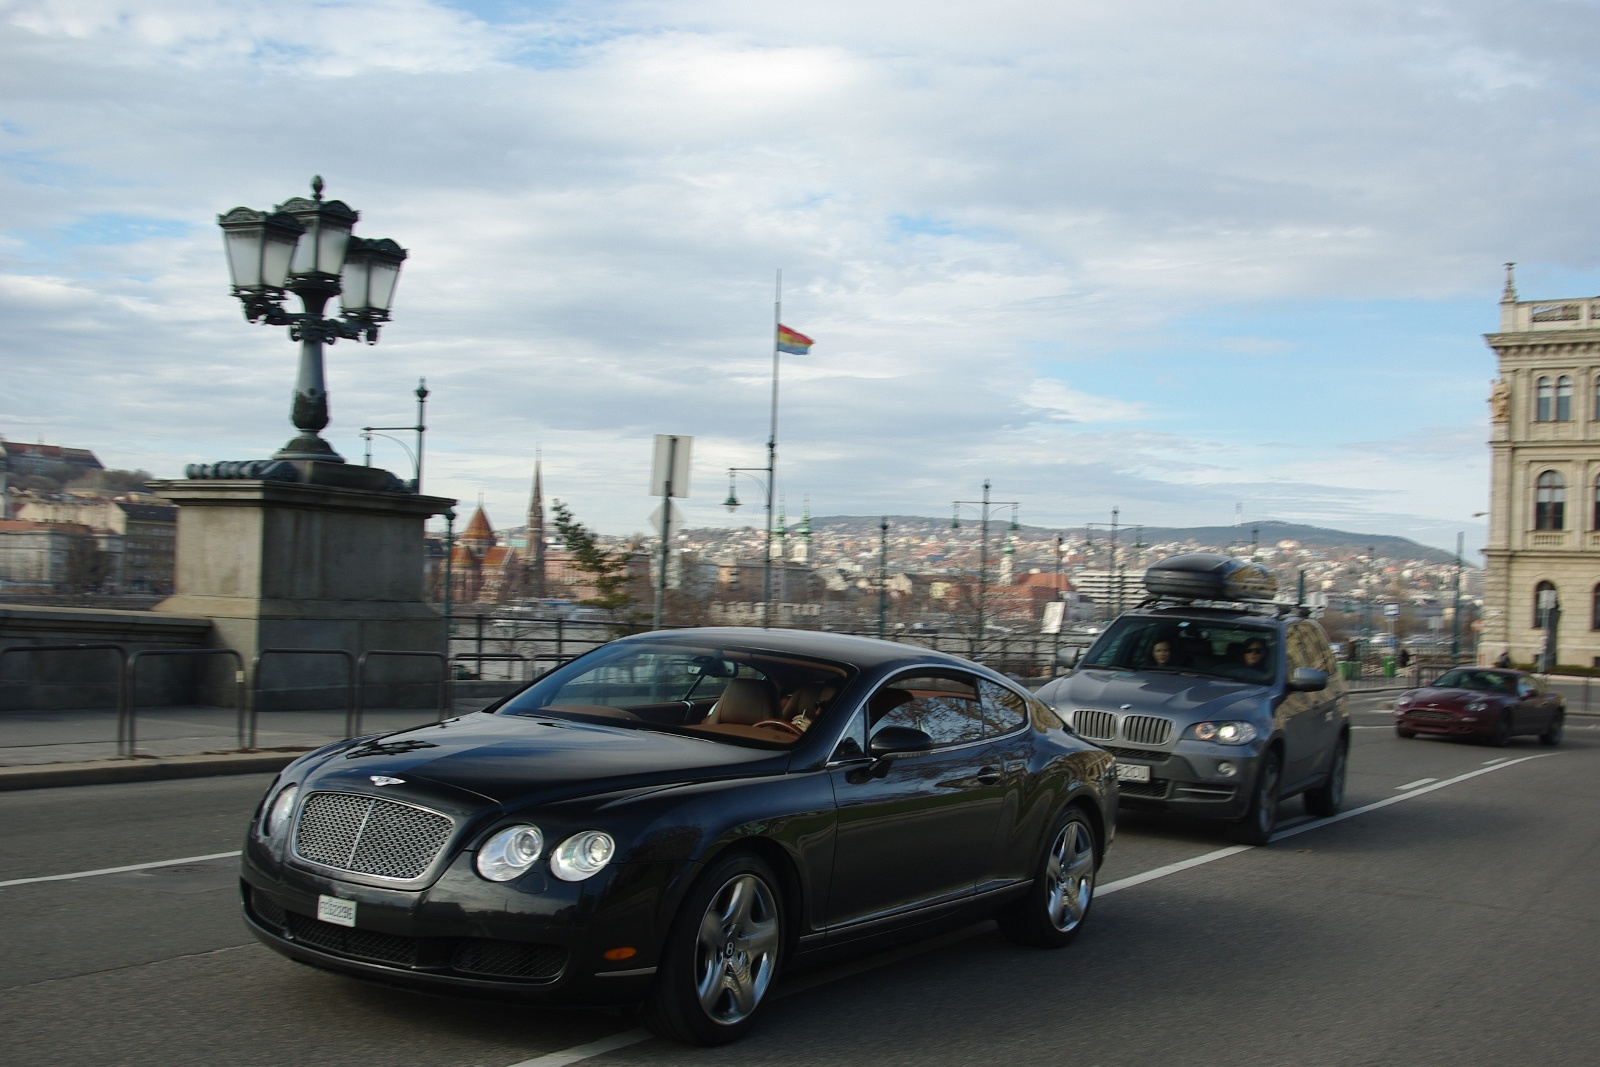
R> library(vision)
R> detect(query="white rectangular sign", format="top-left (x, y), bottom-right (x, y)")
top-left (1041, 601), bottom-right (1066, 634)
top-left (650, 435), bottom-right (692, 498)
top-left (1383, 602), bottom-right (1401, 618)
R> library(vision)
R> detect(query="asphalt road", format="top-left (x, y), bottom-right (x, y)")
top-left (3, 693), bottom-right (1596, 1066)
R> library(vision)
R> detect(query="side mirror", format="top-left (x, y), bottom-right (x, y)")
top-left (1057, 646), bottom-right (1083, 669)
top-left (869, 726), bottom-right (935, 759)
top-left (1288, 667), bottom-right (1328, 693)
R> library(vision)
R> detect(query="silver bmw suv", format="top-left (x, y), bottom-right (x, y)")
top-left (1036, 554), bottom-right (1349, 844)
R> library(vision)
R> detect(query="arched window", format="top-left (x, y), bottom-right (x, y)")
top-left (1536, 376), bottom-right (1554, 421)
top-left (1535, 581), bottom-right (1557, 629)
top-left (1536, 470), bottom-right (1566, 530)
top-left (1557, 375), bottom-right (1574, 421)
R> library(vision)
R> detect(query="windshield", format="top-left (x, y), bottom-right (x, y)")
top-left (497, 640), bottom-right (854, 747)
top-left (1432, 669), bottom-right (1516, 694)
top-left (1081, 615), bottom-right (1278, 684)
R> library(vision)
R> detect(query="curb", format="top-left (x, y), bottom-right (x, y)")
top-left (0, 750), bottom-right (311, 792)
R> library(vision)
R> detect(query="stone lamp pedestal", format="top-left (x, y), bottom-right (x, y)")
top-left (151, 464), bottom-right (455, 712)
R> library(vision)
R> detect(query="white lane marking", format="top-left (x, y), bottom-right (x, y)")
top-left (504, 1031), bottom-right (652, 1067)
top-left (1484, 757), bottom-right (1509, 764)
top-left (0, 851), bottom-right (242, 889)
top-left (1397, 778), bottom-right (1438, 790)
top-left (1094, 845), bottom-right (1253, 896)
top-left (1352, 725), bottom-right (1395, 730)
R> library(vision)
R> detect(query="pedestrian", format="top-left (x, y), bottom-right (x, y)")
top-left (1397, 648), bottom-right (1411, 669)
top-left (1495, 650), bottom-right (1513, 668)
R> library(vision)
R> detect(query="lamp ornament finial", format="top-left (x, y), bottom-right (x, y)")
top-left (311, 175), bottom-right (325, 201)
top-left (1502, 261), bottom-right (1517, 303)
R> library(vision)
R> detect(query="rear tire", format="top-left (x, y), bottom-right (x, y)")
top-left (1231, 750), bottom-right (1281, 846)
top-left (998, 807), bottom-right (1098, 949)
top-left (1303, 734), bottom-right (1347, 817)
top-left (641, 852), bottom-right (784, 1046)
top-left (1540, 713), bottom-right (1564, 747)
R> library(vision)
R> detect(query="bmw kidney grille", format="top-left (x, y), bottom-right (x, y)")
top-left (293, 791), bottom-right (453, 880)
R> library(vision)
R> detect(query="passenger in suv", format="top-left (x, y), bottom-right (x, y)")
top-left (1036, 553), bottom-right (1349, 845)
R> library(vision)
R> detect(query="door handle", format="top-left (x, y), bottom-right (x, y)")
top-left (975, 767), bottom-right (1002, 785)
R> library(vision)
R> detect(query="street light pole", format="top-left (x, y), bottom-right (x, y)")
top-left (443, 506), bottom-right (456, 627)
top-left (877, 517), bottom-right (890, 638)
top-left (1052, 533), bottom-right (1063, 672)
top-left (952, 480), bottom-right (1020, 656)
top-left (1450, 531), bottom-right (1464, 663)
top-left (762, 271), bottom-right (782, 628)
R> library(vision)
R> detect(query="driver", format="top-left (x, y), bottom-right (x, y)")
top-left (1147, 639), bottom-right (1175, 668)
top-left (1238, 639), bottom-right (1271, 679)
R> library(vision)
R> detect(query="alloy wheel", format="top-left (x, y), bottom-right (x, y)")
top-left (693, 872), bottom-right (780, 1026)
top-left (1044, 820), bottom-right (1097, 932)
top-left (1255, 760), bottom-right (1280, 837)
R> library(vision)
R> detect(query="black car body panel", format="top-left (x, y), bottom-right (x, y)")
top-left (242, 628), bottom-right (1113, 1004)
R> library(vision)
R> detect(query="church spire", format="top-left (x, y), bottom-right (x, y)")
top-left (1502, 261), bottom-right (1517, 303)
top-left (526, 451), bottom-right (546, 597)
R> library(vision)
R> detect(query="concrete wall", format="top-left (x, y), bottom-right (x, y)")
top-left (0, 604), bottom-right (214, 711)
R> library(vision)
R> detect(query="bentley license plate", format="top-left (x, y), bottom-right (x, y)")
top-left (317, 895), bottom-right (356, 928)
top-left (1114, 762), bottom-right (1151, 784)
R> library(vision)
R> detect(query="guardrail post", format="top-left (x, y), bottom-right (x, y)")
top-left (125, 647), bottom-right (244, 759)
top-left (0, 643), bottom-right (130, 757)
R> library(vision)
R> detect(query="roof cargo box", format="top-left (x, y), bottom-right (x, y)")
top-left (1144, 553), bottom-right (1277, 602)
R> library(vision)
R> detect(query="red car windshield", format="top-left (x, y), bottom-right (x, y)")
top-left (1432, 669), bottom-right (1516, 694)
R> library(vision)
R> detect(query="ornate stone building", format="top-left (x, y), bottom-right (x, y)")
top-left (1482, 265), bottom-right (1600, 667)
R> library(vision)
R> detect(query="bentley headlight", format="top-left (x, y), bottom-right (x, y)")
top-left (549, 831), bottom-right (615, 882)
top-left (1190, 721), bottom-right (1258, 745)
top-left (476, 825), bottom-right (545, 882)
top-left (262, 783), bottom-right (298, 839)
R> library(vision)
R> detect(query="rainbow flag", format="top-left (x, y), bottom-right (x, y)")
top-left (776, 324), bottom-right (814, 355)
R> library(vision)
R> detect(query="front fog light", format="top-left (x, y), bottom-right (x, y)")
top-left (262, 783), bottom-right (298, 838)
top-left (1217, 761), bottom-right (1237, 777)
top-left (550, 831), bottom-right (615, 882)
top-left (476, 825), bottom-right (545, 882)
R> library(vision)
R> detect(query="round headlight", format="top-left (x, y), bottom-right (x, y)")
top-left (263, 783), bottom-right (298, 838)
top-left (1465, 701), bottom-right (1488, 713)
top-left (475, 824), bottom-right (545, 882)
top-left (549, 831), bottom-right (615, 882)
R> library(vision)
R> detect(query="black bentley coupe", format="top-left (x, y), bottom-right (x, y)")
top-left (241, 628), bottom-right (1114, 1044)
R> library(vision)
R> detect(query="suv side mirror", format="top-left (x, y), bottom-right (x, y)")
top-left (1288, 667), bottom-right (1328, 693)
top-left (1057, 646), bottom-right (1083, 669)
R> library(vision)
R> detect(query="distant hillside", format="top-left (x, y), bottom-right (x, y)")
top-left (795, 516), bottom-right (1462, 566)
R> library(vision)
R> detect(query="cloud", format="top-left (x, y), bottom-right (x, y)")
top-left (0, 0), bottom-right (1586, 555)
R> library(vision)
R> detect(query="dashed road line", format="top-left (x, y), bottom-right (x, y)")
top-left (0, 851), bottom-right (242, 890)
top-left (1397, 777), bottom-right (1438, 790)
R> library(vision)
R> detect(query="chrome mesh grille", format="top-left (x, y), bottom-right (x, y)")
top-left (1073, 709), bottom-right (1116, 740)
top-left (1122, 715), bottom-right (1174, 746)
top-left (294, 792), bottom-right (453, 880)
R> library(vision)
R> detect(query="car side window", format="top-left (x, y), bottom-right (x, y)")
top-left (1517, 679), bottom-right (1537, 699)
top-left (831, 706), bottom-right (868, 761)
top-left (869, 674), bottom-right (985, 747)
top-left (977, 679), bottom-right (1028, 736)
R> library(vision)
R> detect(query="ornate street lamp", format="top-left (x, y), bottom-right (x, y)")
top-left (218, 176), bottom-right (408, 464)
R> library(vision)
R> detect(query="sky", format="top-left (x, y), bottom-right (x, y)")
top-left (6, 1), bottom-right (1600, 559)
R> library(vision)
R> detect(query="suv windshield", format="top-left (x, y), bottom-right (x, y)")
top-left (497, 640), bottom-right (853, 747)
top-left (1081, 615), bottom-right (1278, 684)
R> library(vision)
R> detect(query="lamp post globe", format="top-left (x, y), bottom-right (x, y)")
top-left (216, 176), bottom-right (408, 465)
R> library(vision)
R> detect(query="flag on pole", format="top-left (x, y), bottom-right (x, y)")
top-left (776, 324), bottom-right (814, 355)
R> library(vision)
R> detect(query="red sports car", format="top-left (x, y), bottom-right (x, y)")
top-left (1394, 668), bottom-right (1564, 746)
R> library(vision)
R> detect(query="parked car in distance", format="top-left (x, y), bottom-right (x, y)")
top-left (241, 628), bottom-right (1115, 1045)
top-left (1037, 553), bottom-right (1349, 845)
top-left (1394, 668), bottom-right (1564, 746)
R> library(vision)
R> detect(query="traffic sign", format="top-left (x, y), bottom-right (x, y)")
top-left (1383, 602), bottom-right (1401, 618)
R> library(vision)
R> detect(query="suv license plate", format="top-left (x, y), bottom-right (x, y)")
top-left (317, 895), bottom-right (357, 928)
top-left (1114, 763), bottom-right (1151, 783)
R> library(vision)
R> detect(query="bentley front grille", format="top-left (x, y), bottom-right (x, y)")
top-left (1122, 715), bottom-right (1174, 746)
top-left (1072, 709), bottom-right (1117, 741)
top-left (294, 792), bottom-right (453, 880)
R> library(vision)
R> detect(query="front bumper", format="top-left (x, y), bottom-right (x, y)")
top-left (240, 842), bottom-right (683, 1005)
top-left (1395, 709), bottom-right (1490, 739)
top-left (1107, 743), bottom-right (1260, 819)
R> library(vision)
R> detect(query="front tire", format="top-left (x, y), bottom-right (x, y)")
top-left (1232, 750), bottom-right (1282, 845)
top-left (1488, 713), bottom-right (1512, 747)
top-left (1540, 712), bottom-right (1564, 747)
top-left (1303, 734), bottom-right (1347, 817)
top-left (642, 852), bottom-right (784, 1046)
top-left (998, 806), bottom-right (1098, 949)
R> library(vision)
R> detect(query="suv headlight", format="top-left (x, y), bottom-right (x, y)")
top-left (476, 825), bottom-right (545, 882)
top-left (1187, 721), bottom-right (1258, 745)
top-left (549, 831), bottom-right (616, 882)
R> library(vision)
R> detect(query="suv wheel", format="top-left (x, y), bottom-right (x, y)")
top-left (1303, 734), bottom-right (1347, 817)
top-left (1232, 750), bottom-right (1281, 846)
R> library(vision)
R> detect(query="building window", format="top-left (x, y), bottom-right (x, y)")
top-left (1592, 584), bottom-right (1600, 631)
top-left (1535, 470), bottom-right (1566, 530)
top-left (1535, 581), bottom-right (1557, 629)
top-left (1536, 376), bottom-right (1553, 422)
top-left (1557, 375), bottom-right (1574, 421)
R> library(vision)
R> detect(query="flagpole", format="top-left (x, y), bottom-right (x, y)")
top-left (764, 269), bottom-right (780, 628)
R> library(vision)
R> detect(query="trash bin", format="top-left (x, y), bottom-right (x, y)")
top-left (1339, 660), bottom-right (1360, 681)
top-left (1382, 656), bottom-right (1396, 677)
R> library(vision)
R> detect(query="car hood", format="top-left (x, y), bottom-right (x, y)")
top-left (1057, 668), bottom-right (1271, 723)
top-left (300, 712), bottom-right (790, 808)
top-left (1402, 686), bottom-right (1504, 707)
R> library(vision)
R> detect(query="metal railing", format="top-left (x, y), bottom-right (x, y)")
top-left (0, 643), bottom-right (130, 754)
top-left (251, 647), bottom-right (356, 751)
top-left (352, 650), bottom-right (450, 738)
top-left (126, 647), bottom-right (245, 757)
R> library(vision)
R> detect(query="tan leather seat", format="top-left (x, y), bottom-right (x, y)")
top-left (704, 678), bottom-right (780, 725)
